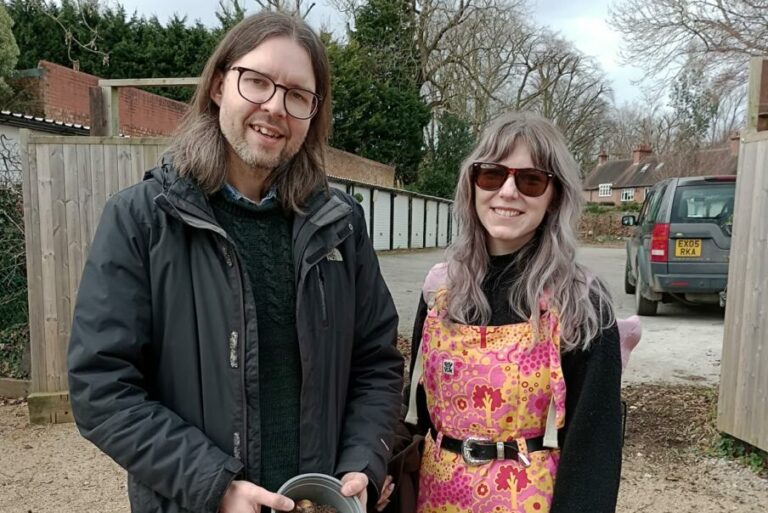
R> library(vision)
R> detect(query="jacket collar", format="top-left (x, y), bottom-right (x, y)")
top-left (148, 157), bottom-right (349, 235)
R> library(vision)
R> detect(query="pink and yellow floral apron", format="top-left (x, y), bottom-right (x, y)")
top-left (416, 289), bottom-right (566, 513)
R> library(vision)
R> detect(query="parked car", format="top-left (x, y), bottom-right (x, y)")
top-left (622, 176), bottom-right (736, 315)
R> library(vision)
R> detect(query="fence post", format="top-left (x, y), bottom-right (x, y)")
top-left (747, 57), bottom-right (768, 132)
top-left (89, 86), bottom-right (108, 137)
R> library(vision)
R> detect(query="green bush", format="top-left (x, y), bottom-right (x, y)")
top-left (620, 202), bottom-right (642, 213)
top-left (0, 184), bottom-right (29, 379)
top-left (585, 201), bottom-right (642, 215)
top-left (584, 202), bottom-right (614, 214)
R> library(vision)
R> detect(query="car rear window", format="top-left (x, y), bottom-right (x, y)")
top-left (670, 183), bottom-right (736, 223)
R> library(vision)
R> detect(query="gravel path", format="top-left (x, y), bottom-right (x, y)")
top-left (2, 384), bottom-right (766, 513)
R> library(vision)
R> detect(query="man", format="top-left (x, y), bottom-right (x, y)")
top-left (68, 11), bottom-right (403, 513)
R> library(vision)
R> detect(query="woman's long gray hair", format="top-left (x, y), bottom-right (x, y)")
top-left (446, 112), bottom-right (614, 351)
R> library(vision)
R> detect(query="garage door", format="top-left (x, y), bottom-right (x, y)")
top-left (438, 202), bottom-right (449, 246)
top-left (425, 200), bottom-right (438, 248)
top-left (392, 195), bottom-right (410, 249)
top-left (411, 198), bottom-right (425, 248)
top-left (372, 189), bottom-right (392, 250)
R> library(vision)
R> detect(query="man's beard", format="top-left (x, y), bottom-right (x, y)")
top-left (231, 138), bottom-right (292, 171)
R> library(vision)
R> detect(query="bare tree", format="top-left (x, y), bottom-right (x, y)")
top-left (254, 0), bottom-right (316, 18)
top-left (423, 1), bottom-right (531, 127)
top-left (506, 35), bottom-right (612, 166)
top-left (608, 0), bottom-right (768, 85)
top-left (706, 79), bottom-right (746, 145)
top-left (599, 102), bottom-right (680, 159)
top-left (608, 0), bottom-right (760, 147)
top-left (43, 0), bottom-right (110, 70)
top-left (0, 134), bottom-right (21, 187)
top-left (331, 0), bottom-right (612, 167)
top-left (330, 0), bottom-right (529, 125)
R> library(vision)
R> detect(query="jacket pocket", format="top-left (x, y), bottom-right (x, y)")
top-left (315, 265), bottom-right (328, 327)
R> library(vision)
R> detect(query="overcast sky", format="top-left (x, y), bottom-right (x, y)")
top-left (107, 0), bottom-right (645, 105)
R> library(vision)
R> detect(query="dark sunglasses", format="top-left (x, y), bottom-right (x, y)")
top-left (471, 162), bottom-right (555, 197)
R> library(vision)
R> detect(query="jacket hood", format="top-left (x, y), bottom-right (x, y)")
top-left (146, 155), bottom-right (337, 224)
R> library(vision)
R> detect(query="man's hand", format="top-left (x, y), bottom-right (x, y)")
top-left (374, 475), bottom-right (394, 512)
top-left (219, 480), bottom-right (294, 513)
top-left (340, 472), bottom-right (369, 509)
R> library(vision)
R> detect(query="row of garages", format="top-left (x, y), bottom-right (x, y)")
top-left (329, 178), bottom-right (456, 251)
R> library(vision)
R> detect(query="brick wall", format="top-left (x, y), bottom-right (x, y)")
top-left (38, 61), bottom-right (187, 136)
top-left (20, 62), bottom-right (394, 184)
top-left (325, 147), bottom-right (395, 187)
top-left (585, 187), bottom-right (647, 206)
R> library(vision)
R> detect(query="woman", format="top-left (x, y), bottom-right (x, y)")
top-left (406, 112), bottom-right (623, 513)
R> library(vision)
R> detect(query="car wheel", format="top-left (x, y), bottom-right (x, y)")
top-left (635, 272), bottom-right (658, 316)
top-left (624, 260), bottom-right (636, 295)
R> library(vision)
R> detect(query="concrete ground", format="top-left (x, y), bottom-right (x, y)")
top-left (378, 246), bottom-right (725, 385)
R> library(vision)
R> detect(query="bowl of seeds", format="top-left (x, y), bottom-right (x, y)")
top-left (271, 473), bottom-right (365, 513)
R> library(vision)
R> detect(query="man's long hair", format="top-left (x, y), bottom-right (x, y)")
top-left (446, 111), bottom-right (614, 351)
top-left (167, 11), bottom-right (332, 212)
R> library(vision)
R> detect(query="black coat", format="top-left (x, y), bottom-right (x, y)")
top-left (68, 162), bottom-right (404, 513)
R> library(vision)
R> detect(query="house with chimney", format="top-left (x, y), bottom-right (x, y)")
top-left (583, 135), bottom-right (740, 206)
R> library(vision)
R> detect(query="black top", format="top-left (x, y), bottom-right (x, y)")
top-left (211, 192), bottom-right (300, 492)
top-left (409, 252), bottom-right (623, 513)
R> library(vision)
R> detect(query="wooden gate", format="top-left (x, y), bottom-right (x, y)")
top-left (717, 58), bottom-right (768, 451)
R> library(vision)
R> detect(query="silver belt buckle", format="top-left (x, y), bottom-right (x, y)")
top-left (461, 436), bottom-right (492, 466)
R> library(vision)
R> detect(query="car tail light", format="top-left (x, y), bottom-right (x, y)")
top-left (651, 223), bottom-right (670, 262)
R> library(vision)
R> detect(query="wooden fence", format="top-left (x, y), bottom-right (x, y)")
top-left (19, 132), bottom-right (453, 422)
top-left (717, 58), bottom-right (768, 452)
top-left (20, 133), bottom-right (170, 420)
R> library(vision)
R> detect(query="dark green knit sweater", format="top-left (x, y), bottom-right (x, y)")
top-left (210, 191), bottom-right (300, 492)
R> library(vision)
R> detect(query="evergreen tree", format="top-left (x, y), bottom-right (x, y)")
top-left (0, 2), bottom-right (20, 102)
top-left (415, 112), bottom-right (475, 199)
top-left (5, 0), bottom-right (219, 102)
top-left (328, 0), bottom-right (429, 185)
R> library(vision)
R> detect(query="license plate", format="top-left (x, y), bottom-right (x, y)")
top-left (675, 239), bottom-right (702, 257)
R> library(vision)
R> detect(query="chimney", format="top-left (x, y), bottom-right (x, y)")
top-left (597, 149), bottom-right (608, 166)
top-left (632, 143), bottom-right (652, 165)
top-left (729, 131), bottom-right (741, 157)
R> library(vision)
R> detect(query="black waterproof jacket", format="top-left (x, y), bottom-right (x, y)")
top-left (68, 161), bottom-right (404, 513)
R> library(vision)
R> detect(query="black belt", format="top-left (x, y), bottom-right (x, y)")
top-left (430, 429), bottom-right (545, 466)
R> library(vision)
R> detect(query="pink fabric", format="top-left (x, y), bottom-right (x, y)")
top-left (616, 315), bottom-right (642, 371)
top-left (421, 263), bottom-right (448, 303)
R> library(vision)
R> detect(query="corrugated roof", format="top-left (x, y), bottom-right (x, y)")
top-left (0, 110), bottom-right (90, 135)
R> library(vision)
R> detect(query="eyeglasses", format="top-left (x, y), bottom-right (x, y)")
top-left (471, 162), bottom-right (555, 197)
top-left (229, 66), bottom-right (321, 120)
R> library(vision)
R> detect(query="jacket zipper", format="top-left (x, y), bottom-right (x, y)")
top-left (315, 265), bottom-right (328, 327)
top-left (160, 199), bottom-right (252, 477)
top-left (231, 246), bottom-right (249, 480)
top-left (228, 330), bottom-right (238, 368)
top-left (170, 194), bottom-right (358, 480)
